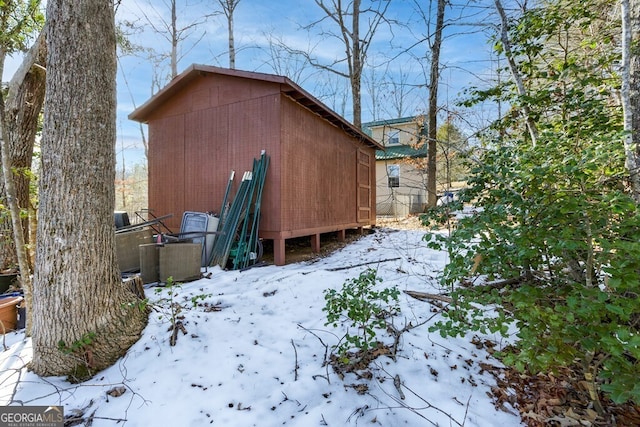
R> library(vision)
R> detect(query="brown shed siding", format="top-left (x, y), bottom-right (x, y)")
top-left (148, 115), bottom-right (184, 230)
top-left (132, 65), bottom-right (381, 265)
top-left (277, 95), bottom-right (363, 237)
top-left (183, 107), bottom-right (230, 214)
top-left (149, 84), bottom-right (282, 231)
top-left (225, 95), bottom-right (281, 232)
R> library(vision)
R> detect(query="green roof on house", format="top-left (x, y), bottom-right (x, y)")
top-left (361, 116), bottom-right (419, 137)
top-left (375, 144), bottom-right (426, 160)
top-left (363, 116), bottom-right (427, 160)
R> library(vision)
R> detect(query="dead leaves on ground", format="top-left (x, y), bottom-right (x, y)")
top-left (484, 363), bottom-right (640, 426)
top-left (330, 342), bottom-right (393, 378)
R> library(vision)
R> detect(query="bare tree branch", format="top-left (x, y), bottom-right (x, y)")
top-left (494, 0), bottom-right (538, 146)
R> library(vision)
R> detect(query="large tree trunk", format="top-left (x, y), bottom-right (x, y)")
top-left (31, 0), bottom-right (147, 379)
top-left (426, 0), bottom-right (445, 207)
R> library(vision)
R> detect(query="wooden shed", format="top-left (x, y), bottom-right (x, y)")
top-left (129, 64), bottom-right (383, 266)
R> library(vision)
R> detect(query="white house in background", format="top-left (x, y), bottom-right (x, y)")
top-left (362, 116), bottom-right (428, 217)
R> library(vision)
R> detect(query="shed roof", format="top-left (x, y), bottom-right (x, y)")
top-left (129, 64), bottom-right (383, 150)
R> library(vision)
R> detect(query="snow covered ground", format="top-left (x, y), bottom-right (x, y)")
top-left (0, 223), bottom-right (521, 426)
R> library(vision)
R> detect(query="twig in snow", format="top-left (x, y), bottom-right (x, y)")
top-left (291, 339), bottom-right (299, 381)
top-left (8, 352), bottom-right (150, 427)
top-left (372, 362), bottom-right (463, 427)
top-left (427, 335), bottom-right (454, 353)
top-left (325, 257), bottom-right (401, 271)
top-left (297, 324), bottom-right (332, 384)
top-left (387, 318), bottom-right (428, 360)
top-left (462, 394), bottom-right (472, 426)
top-left (394, 375), bottom-right (405, 400)
top-left (401, 381), bottom-right (464, 426)
top-left (346, 405), bottom-right (370, 422)
top-left (0, 350), bottom-right (30, 404)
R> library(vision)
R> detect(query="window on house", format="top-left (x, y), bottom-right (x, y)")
top-left (387, 130), bottom-right (400, 146)
top-left (387, 164), bottom-right (400, 188)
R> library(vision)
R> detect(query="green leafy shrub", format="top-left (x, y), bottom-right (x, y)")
top-left (323, 268), bottom-right (400, 358)
top-left (427, 136), bottom-right (640, 405)
top-left (427, 0), bottom-right (640, 406)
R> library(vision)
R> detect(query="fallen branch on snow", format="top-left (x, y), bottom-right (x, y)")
top-left (403, 290), bottom-right (453, 304)
top-left (325, 257), bottom-right (401, 271)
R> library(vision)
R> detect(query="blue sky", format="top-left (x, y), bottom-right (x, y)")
top-left (3, 0), bottom-right (502, 169)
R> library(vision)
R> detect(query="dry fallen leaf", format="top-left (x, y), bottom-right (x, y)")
top-left (106, 386), bottom-right (126, 398)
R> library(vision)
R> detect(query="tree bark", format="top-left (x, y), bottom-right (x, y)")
top-left (0, 31), bottom-right (47, 279)
top-left (622, 0), bottom-right (640, 201)
top-left (170, 0), bottom-right (178, 78)
top-left (31, 0), bottom-right (147, 379)
top-left (218, 0), bottom-right (241, 69)
top-left (0, 100), bottom-right (30, 299)
top-left (228, 8), bottom-right (235, 69)
top-left (352, 0), bottom-right (362, 128)
top-left (426, 0), bottom-right (446, 208)
top-left (632, 0), bottom-right (640, 166)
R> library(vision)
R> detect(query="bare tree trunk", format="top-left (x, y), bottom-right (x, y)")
top-left (494, 0), bottom-right (538, 146)
top-left (171, 0), bottom-right (178, 78)
top-left (309, 0), bottom-right (391, 128)
top-left (427, 0), bottom-right (445, 208)
top-left (218, 0), bottom-right (241, 69)
top-left (352, 0), bottom-right (362, 128)
top-left (0, 100), bottom-right (30, 298)
top-left (1, 31), bottom-right (46, 334)
top-left (228, 10), bottom-right (235, 68)
top-left (136, 0), bottom-right (217, 88)
top-left (2, 31), bottom-right (47, 264)
top-left (0, 37), bottom-right (44, 284)
top-left (621, 0), bottom-right (640, 201)
top-left (632, 0), bottom-right (640, 166)
top-left (0, 50), bottom-right (11, 270)
top-left (31, 0), bottom-right (147, 379)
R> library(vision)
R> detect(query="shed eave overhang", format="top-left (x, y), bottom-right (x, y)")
top-left (128, 64), bottom-right (384, 151)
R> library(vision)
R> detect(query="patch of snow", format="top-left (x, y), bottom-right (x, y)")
top-left (0, 226), bottom-right (521, 426)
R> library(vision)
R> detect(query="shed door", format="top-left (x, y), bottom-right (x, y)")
top-left (357, 149), bottom-right (372, 223)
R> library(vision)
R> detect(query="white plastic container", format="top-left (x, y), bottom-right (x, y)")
top-left (180, 211), bottom-right (219, 267)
